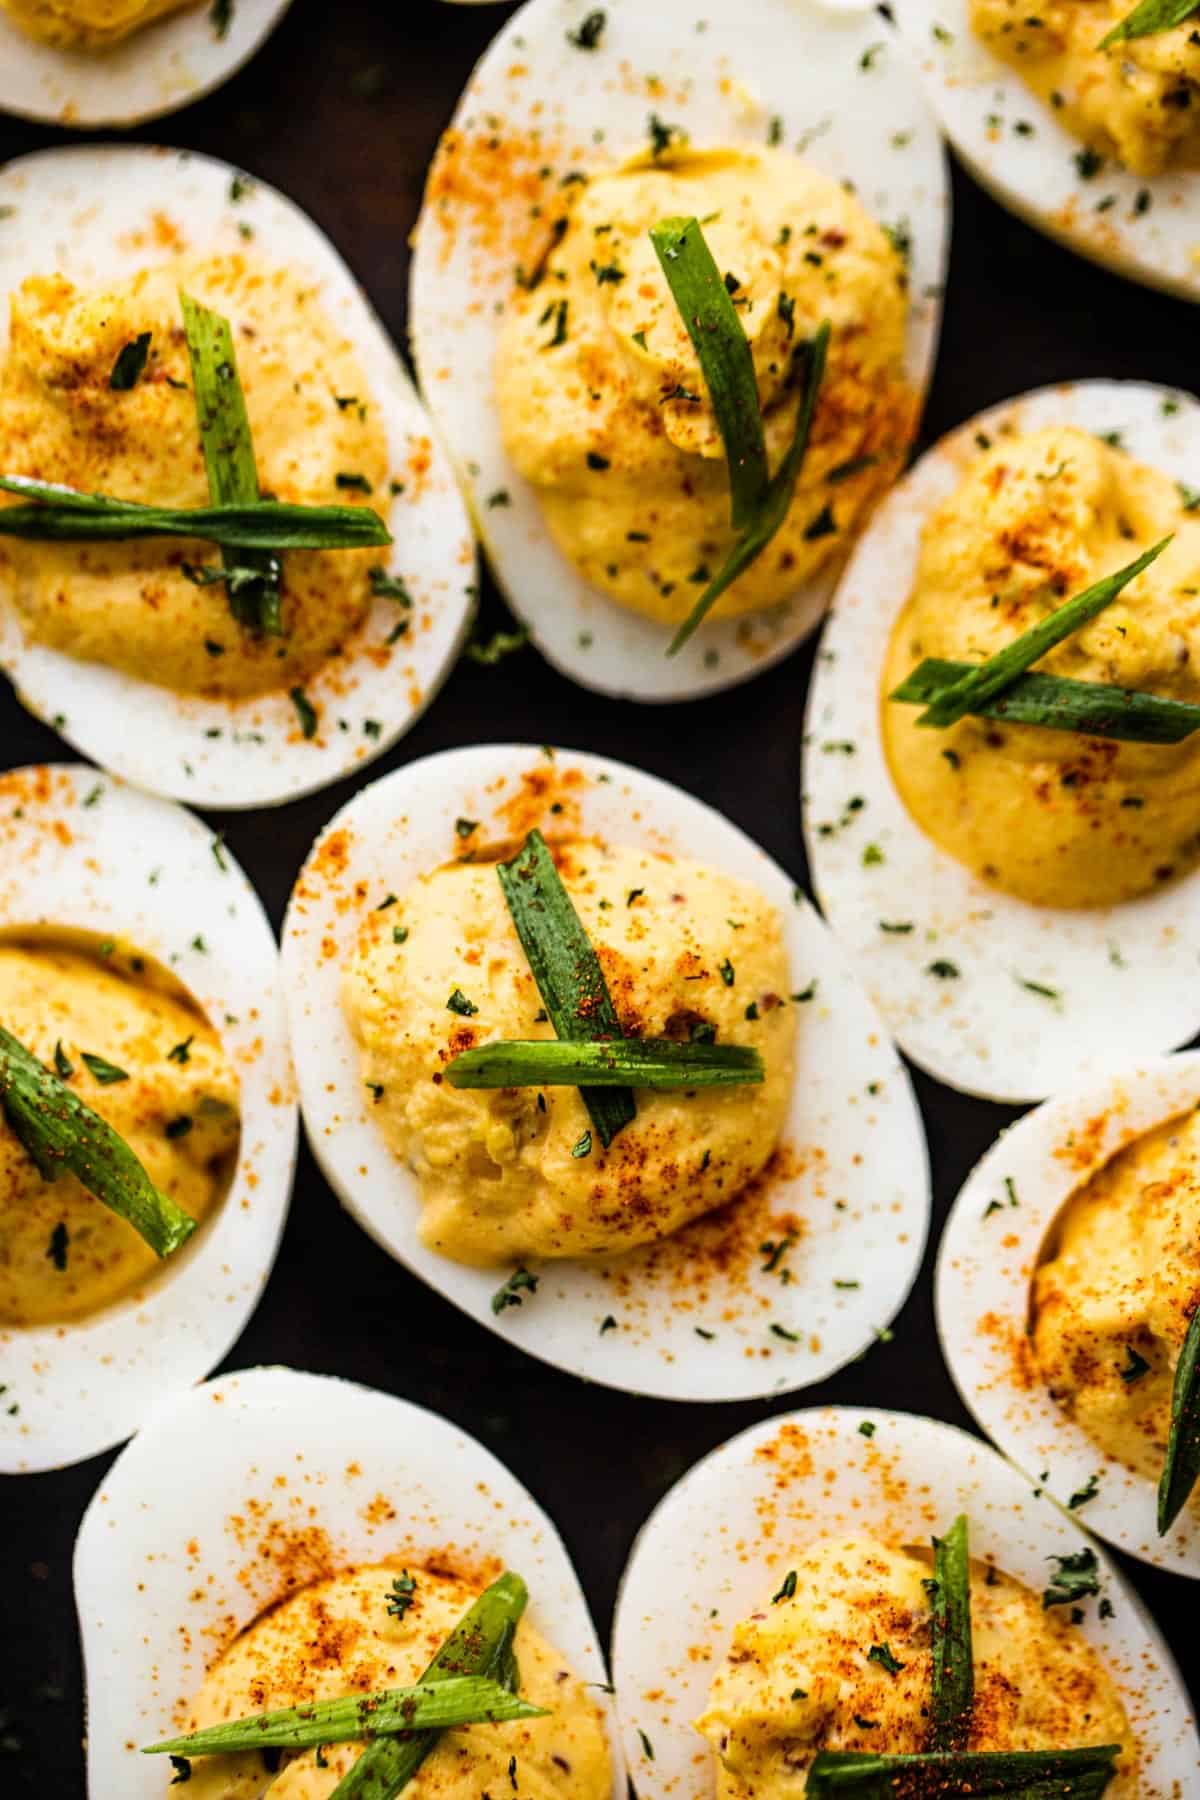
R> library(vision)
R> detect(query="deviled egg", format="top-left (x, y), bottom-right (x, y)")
top-left (409, 0), bottom-right (948, 699)
top-left (898, 0), bottom-right (1200, 300)
top-left (804, 378), bottom-right (1200, 1102)
top-left (612, 1406), bottom-right (1200, 1795)
top-left (0, 145), bottom-right (475, 809)
top-left (0, 0), bottom-right (294, 130)
top-left (282, 744), bottom-right (930, 1403)
top-left (938, 1050), bottom-right (1200, 1578)
top-left (74, 1364), bottom-right (623, 1798)
top-left (0, 764), bottom-right (295, 1474)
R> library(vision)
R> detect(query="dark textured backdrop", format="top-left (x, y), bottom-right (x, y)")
top-left (0, 0), bottom-right (1196, 1788)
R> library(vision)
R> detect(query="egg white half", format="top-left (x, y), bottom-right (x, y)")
top-left (803, 378), bottom-right (1200, 1105)
top-left (611, 1405), bottom-right (1200, 1797)
top-left (281, 743), bottom-right (930, 1403)
top-left (897, 0), bottom-right (1200, 302)
top-left (73, 1364), bottom-right (624, 1798)
top-left (937, 1051), bottom-right (1200, 1579)
top-left (0, 145), bottom-right (475, 810)
top-left (0, 0), bottom-right (292, 128)
top-left (0, 763), bottom-right (296, 1475)
top-left (408, 0), bottom-right (948, 701)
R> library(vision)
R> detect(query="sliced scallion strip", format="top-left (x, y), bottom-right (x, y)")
top-left (891, 658), bottom-right (1200, 744)
top-left (0, 477), bottom-right (390, 551)
top-left (929, 1513), bottom-right (973, 1752)
top-left (912, 539), bottom-right (1172, 730)
top-left (805, 1744), bottom-right (1121, 1797)
top-left (328, 1572), bottom-right (528, 1800)
top-left (0, 1026), bottom-right (197, 1258)
top-left (666, 320), bottom-right (829, 656)
top-left (143, 1674), bottom-right (544, 1760)
top-left (180, 290), bottom-right (283, 633)
top-left (1100, 0), bottom-right (1200, 48)
top-left (648, 215), bottom-right (768, 528)
top-left (1158, 1305), bottom-right (1200, 1535)
top-left (497, 831), bottom-right (635, 1147)
top-left (445, 1038), bottom-right (764, 1090)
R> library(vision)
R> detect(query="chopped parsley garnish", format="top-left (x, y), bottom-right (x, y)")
top-left (1043, 1547), bottom-right (1101, 1609)
top-left (81, 1052), bottom-right (129, 1085)
top-left (289, 687), bottom-right (318, 739)
top-left (446, 988), bottom-right (478, 1017)
top-left (47, 1221), bottom-right (69, 1270)
top-left (772, 1569), bottom-right (798, 1603)
top-left (110, 332), bottom-right (152, 391)
top-left (386, 1571), bottom-right (417, 1620)
top-left (53, 1041), bottom-right (74, 1079)
top-left (567, 8), bottom-right (606, 48)
top-left (491, 1267), bottom-right (538, 1314)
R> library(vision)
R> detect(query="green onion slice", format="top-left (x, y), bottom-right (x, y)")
top-left (805, 1745), bottom-right (1121, 1797)
top-left (328, 1572), bottom-right (528, 1800)
top-left (445, 1038), bottom-right (764, 1090)
top-left (1158, 1305), bottom-right (1200, 1535)
top-left (180, 290), bottom-right (285, 635)
top-left (497, 831), bottom-right (636, 1147)
top-left (891, 659), bottom-right (1200, 744)
top-left (0, 1026), bottom-right (197, 1258)
top-left (665, 321), bottom-right (829, 656)
top-left (912, 539), bottom-right (1172, 730)
top-left (143, 1674), bottom-right (544, 1760)
top-left (648, 215), bottom-right (768, 528)
top-left (1100, 0), bottom-right (1200, 47)
top-left (929, 1514), bottom-right (973, 1752)
top-left (0, 477), bottom-right (390, 551)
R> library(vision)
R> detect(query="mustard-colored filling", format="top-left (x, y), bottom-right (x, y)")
top-left (0, 939), bottom-right (238, 1325)
top-left (179, 1563), bottom-right (612, 1798)
top-left (0, 0), bottom-right (194, 49)
top-left (697, 1536), bottom-right (1137, 1796)
top-left (972, 0), bottom-right (1200, 177)
top-left (341, 840), bottom-right (796, 1264)
top-left (883, 425), bottom-right (1200, 909)
top-left (496, 146), bottom-right (914, 628)
top-left (1033, 1106), bottom-right (1200, 1503)
top-left (0, 255), bottom-right (388, 698)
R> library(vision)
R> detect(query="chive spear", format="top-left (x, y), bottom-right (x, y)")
top-left (1100, 0), bottom-right (1200, 48)
top-left (0, 1025), bottom-right (197, 1258)
top-left (1158, 1305), bottom-right (1200, 1535)
top-left (805, 1744), bottom-right (1122, 1796)
top-left (649, 212), bottom-right (831, 655)
top-left (445, 1038), bottom-right (764, 1090)
top-left (0, 477), bottom-right (390, 551)
top-left (908, 538), bottom-right (1171, 731)
top-left (928, 1513), bottom-right (973, 1752)
top-left (143, 1674), bottom-right (546, 1760)
top-left (497, 831), bottom-right (636, 1148)
top-left (890, 658), bottom-right (1200, 745)
top-left (328, 1572), bottom-right (529, 1800)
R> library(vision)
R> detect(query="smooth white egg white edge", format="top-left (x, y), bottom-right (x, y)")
top-left (280, 742), bottom-right (931, 1404)
top-left (0, 145), bottom-right (476, 810)
top-left (409, 0), bottom-right (949, 701)
top-left (610, 1405), bottom-right (1200, 1798)
top-left (0, 765), bottom-right (296, 1475)
top-left (899, 0), bottom-right (1200, 302)
top-left (0, 0), bottom-right (293, 129)
top-left (804, 378), bottom-right (1200, 1105)
top-left (73, 1365), bottom-right (626, 1799)
top-left (937, 1051), bottom-right (1200, 1579)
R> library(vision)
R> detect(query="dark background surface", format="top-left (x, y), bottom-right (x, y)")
top-left (0, 0), bottom-right (1197, 1788)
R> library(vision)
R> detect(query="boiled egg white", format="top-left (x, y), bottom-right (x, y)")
top-left (896, 0), bottom-right (1200, 301)
top-left (803, 378), bottom-right (1200, 1104)
top-left (0, 0), bottom-right (293, 130)
top-left (409, 0), bottom-right (948, 701)
top-left (73, 1363), bottom-right (624, 1798)
top-left (281, 743), bottom-right (930, 1404)
top-left (938, 1049), bottom-right (1200, 1579)
top-left (0, 763), bottom-right (295, 1475)
top-left (611, 1404), bottom-right (1200, 1795)
top-left (0, 145), bottom-right (475, 810)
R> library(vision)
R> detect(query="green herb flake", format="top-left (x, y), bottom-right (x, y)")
top-left (47, 1221), bottom-right (69, 1271)
top-left (289, 687), bottom-right (319, 739)
top-left (447, 988), bottom-right (478, 1017)
top-left (772, 1569), bottom-right (798, 1603)
top-left (567, 8), bottom-right (606, 48)
top-left (492, 1267), bottom-right (539, 1314)
top-left (81, 1052), bottom-right (129, 1085)
top-left (110, 332), bottom-right (152, 391)
top-left (1043, 1546), bottom-right (1101, 1609)
top-left (386, 1571), bottom-right (418, 1620)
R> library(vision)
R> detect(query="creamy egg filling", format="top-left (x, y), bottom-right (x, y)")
top-left (495, 146), bottom-right (914, 628)
top-left (1032, 1105), bottom-right (1200, 1498)
top-left (883, 424), bottom-right (1200, 909)
top-left (0, 935), bottom-right (238, 1325)
top-left (972, 0), bottom-right (1200, 178)
top-left (0, 255), bottom-right (388, 698)
top-left (0, 0), bottom-right (194, 48)
top-left (176, 1564), bottom-right (611, 1799)
top-left (341, 840), bottom-right (796, 1263)
top-left (696, 1536), bottom-right (1137, 1797)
